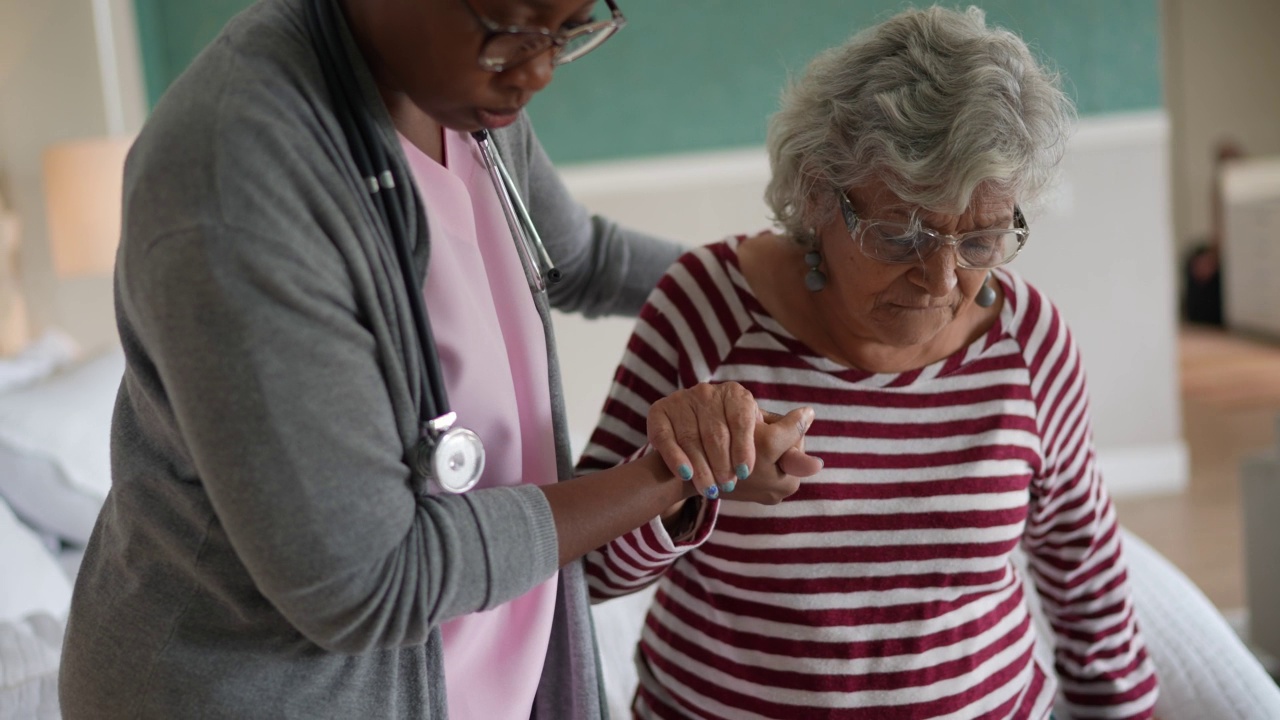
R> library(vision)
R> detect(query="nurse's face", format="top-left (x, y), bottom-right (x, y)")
top-left (344, 0), bottom-right (605, 132)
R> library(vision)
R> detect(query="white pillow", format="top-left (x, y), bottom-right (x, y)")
top-left (0, 497), bottom-right (71, 623)
top-left (0, 330), bottom-right (78, 394)
top-left (0, 347), bottom-right (122, 503)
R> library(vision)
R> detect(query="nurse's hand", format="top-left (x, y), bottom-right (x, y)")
top-left (648, 382), bottom-right (819, 502)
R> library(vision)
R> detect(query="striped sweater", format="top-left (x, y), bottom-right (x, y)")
top-left (578, 239), bottom-right (1157, 719)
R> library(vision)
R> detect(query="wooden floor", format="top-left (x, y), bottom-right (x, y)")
top-left (1113, 325), bottom-right (1280, 612)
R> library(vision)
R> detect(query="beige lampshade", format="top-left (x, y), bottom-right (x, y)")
top-left (42, 136), bottom-right (132, 277)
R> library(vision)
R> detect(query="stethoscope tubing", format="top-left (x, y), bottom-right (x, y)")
top-left (472, 129), bottom-right (562, 289)
top-left (304, 0), bottom-right (559, 492)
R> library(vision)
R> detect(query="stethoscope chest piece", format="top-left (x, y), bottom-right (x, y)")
top-left (415, 411), bottom-right (485, 494)
top-left (431, 427), bottom-right (485, 493)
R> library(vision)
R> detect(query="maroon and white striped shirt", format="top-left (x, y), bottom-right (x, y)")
top-left (579, 239), bottom-right (1157, 719)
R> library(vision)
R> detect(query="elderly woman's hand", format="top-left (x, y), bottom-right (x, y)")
top-left (728, 409), bottom-right (824, 505)
top-left (648, 382), bottom-right (760, 499)
top-left (648, 382), bottom-right (821, 502)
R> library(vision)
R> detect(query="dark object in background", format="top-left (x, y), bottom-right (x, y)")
top-left (1183, 141), bottom-right (1244, 328)
top-left (1183, 242), bottom-right (1223, 326)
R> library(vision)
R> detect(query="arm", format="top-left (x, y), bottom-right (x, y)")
top-left (1021, 313), bottom-right (1158, 719)
top-left (502, 114), bottom-right (684, 318)
top-left (576, 254), bottom-right (721, 599)
top-left (575, 246), bottom-right (818, 599)
top-left (127, 225), bottom-right (574, 653)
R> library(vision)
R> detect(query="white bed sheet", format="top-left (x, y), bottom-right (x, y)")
top-left (0, 497), bottom-right (69, 720)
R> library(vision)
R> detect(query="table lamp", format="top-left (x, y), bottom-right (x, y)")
top-left (41, 136), bottom-right (132, 278)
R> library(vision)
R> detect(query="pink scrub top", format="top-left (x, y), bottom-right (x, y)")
top-left (399, 129), bottom-right (560, 720)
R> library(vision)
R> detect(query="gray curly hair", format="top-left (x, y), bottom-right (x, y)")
top-left (765, 5), bottom-right (1075, 244)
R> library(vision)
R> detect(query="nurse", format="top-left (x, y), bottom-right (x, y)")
top-left (58, 0), bottom-right (821, 718)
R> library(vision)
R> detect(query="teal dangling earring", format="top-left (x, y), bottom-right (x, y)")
top-left (804, 232), bottom-right (827, 292)
top-left (975, 272), bottom-right (996, 308)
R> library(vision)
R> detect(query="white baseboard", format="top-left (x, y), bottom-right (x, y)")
top-left (1097, 442), bottom-right (1190, 497)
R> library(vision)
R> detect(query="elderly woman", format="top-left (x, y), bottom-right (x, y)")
top-left (577, 6), bottom-right (1157, 720)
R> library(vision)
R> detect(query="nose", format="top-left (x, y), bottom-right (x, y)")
top-left (911, 246), bottom-right (959, 297)
top-left (500, 50), bottom-right (556, 95)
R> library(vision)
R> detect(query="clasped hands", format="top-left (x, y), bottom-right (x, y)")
top-left (647, 382), bottom-right (823, 509)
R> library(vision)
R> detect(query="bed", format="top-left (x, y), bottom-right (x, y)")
top-left (1, 344), bottom-right (1278, 719)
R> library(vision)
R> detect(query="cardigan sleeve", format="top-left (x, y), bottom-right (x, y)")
top-left (121, 220), bottom-right (561, 654)
top-left (498, 114), bottom-right (684, 319)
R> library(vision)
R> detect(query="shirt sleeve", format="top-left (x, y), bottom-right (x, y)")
top-left (1019, 297), bottom-right (1159, 719)
top-left (576, 247), bottom-right (759, 600)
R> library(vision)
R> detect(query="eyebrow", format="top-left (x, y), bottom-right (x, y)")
top-left (882, 208), bottom-right (1014, 232)
top-left (511, 0), bottom-right (597, 26)
top-left (520, 0), bottom-right (595, 14)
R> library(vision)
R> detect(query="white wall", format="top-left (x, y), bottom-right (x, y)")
top-left (1164, 0), bottom-right (1280, 259)
top-left (555, 110), bottom-right (1187, 496)
top-left (0, 0), bottom-right (145, 356)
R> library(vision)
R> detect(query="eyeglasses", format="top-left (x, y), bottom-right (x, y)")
top-left (836, 191), bottom-right (1029, 270)
top-left (458, 0), bottom-right (627, 73)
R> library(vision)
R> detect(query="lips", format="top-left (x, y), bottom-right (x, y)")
top-left (477, 107), bottom-right (522, 129)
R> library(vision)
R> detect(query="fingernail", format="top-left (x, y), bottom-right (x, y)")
top-left (734, 463), bottom-right (749, 481)
top-left (678, 464), bottom-right (693, 481)
top-left (705, 485), bottom-right (720, 500)
top-left (802, 408), bottom-right (816, 432)
top-left (723, 480), bottom-right (737, 493)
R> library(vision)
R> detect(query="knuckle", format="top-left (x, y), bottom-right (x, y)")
top-left (673, 430), bottom-right (703, 447)
top-left (648, 425), bottom-right (673, 442)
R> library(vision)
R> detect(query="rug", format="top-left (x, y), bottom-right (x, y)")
top-left (1180, 325), bottom-right (1280, 411)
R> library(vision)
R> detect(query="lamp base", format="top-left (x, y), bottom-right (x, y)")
top-left (0, 213), bottom-right (29, 357)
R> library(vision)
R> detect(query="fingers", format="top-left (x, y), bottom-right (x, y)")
top-left (763, 411), bottom-right (823, 476)
top-left (756, 407), bottom-right (816, 463)
top-left (650, 383), bottom-right (755, 501)
top-left (778, 446), bottom-right (824, 477)
top-left (723, 384), bottom-right (757, 492)
top-left (696, 391), bottom-right (733, 491)
top-left (649, 401), bottom-right (712, 497)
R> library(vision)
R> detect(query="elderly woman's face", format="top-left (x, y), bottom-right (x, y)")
top-left (347, 0), bottom-right (597, 131)
top-left (820, 180), bottom-right (1014, 349)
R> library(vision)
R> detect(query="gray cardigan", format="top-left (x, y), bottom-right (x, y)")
top-left (58, 0), bottom-right (681, 717)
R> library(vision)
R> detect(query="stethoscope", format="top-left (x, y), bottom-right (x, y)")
top-left (306, 0), bottom-right (560, 494)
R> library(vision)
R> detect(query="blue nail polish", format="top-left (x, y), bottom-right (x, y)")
top-left (705, 485), bottom-right (720, 500)
top-left (724, 480), bottom-right (737, 493)
top-left (735, 463), bottom-right (749, 481)
top-left (677, 464), bottom-right (693, 481)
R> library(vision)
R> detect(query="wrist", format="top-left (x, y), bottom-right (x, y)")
top-left (661, 496), bottom-right (701, 538)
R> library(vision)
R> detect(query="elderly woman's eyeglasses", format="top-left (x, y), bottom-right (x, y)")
top-left (459, 0), bottom-right (627, 72)
top-left (837, 191), bottom-right (1029, 270)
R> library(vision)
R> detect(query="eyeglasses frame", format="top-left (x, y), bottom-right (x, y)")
top-left (458, 0), bottom-right (627, 72)
top-left (836, 190), bottom-right (1029, 270)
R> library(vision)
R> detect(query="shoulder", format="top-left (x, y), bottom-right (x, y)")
top-left (638, 239), bottom-right (754, 343)
top-left (123, 0), bottom-right (375, 289)
top-left (130, 0), bottom-right (343, 233)
top-left (651, 239), bottom-right (745, 303)
top-left (995, 267), bottom-right (1077, 354)
top-left (994, 268), bottom-right (1088, 407)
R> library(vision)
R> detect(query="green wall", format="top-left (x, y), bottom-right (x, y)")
top-left (133, 0), bottom-right (1161, 164)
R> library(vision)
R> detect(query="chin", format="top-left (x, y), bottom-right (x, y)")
top-left (874, 311), bottom-right (951, 348)
top-left (883, 331), bottom-right (941, 349)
